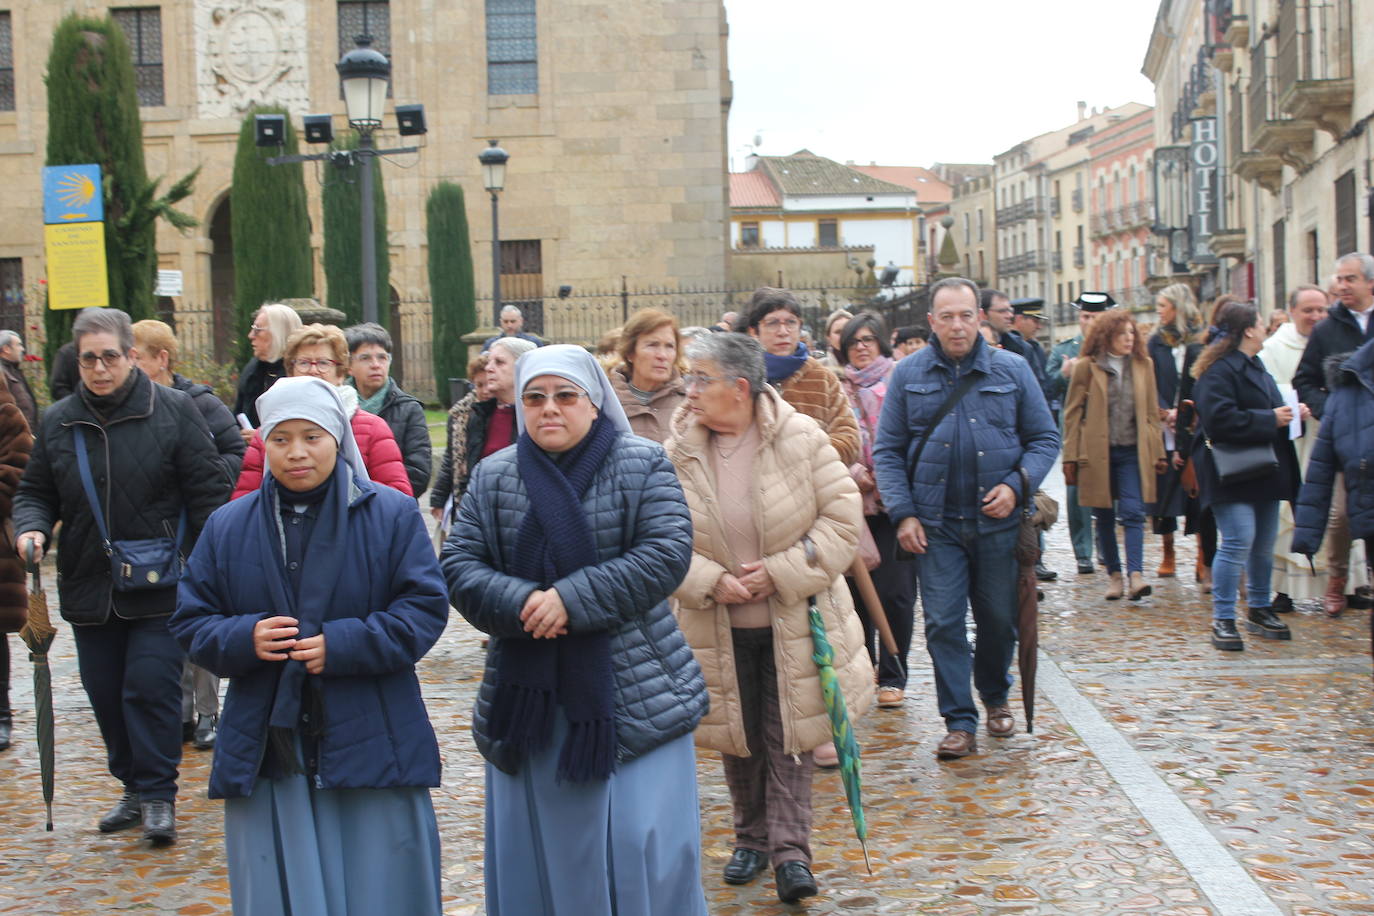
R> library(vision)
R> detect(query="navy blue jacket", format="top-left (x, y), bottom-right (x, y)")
top-left (171, 476), bottom-right (448, 799)
top-left (1293, 342), bottom-right (1374, 554)
top-left (1292, 303), bottom-right (1374, 418)
top-left (441, 433), bottom-right (707, 774)
top-left (1191, 348), bottom-right (1300, 509)
top-left (872, 336), bottom-right (1061, 534)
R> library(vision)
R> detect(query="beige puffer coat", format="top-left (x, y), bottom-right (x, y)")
top-left (666, 387), bottom-right (873, 757)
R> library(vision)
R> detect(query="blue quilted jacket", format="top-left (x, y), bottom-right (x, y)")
top-left (1293, 341), bottom-right (1374, 555)
top-left (441, 433), bottom-right (707, 774)
top-left (872, 336), bottom-right (1061, 533)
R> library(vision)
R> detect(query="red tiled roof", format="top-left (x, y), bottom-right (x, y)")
top-left (730, 171), bottom-right (781, 208)
top-left (851, 166), bottom-right (952, 204)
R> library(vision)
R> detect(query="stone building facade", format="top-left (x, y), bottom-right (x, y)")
top-left (1087, 106), bottom-right (1155, 315)
top-left (946, 167), bottom-right (995, 288)
top-left (0, 0), bottom-right (731, 395)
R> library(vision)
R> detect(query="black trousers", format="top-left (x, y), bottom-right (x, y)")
top-left (0, 633), bottom-right (9, 714)
top-left (71, 614), bottom-right (184, 801)
top-left (848, 513), bottom-right (918, 689)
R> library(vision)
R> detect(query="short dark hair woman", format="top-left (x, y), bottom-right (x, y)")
top-left (344, 322), bottom-right (432, 497)
top-left (172, 376), bottom-right (449, 914)
top-left (442, 345), bottom-right (708, 914)
top-left (1190, 299), bottom-right (1307, 650)
top-left (13, 307), bottom-right (231, 845)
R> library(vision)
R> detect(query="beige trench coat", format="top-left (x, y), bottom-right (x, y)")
top-left (1062, 353), bottom-right (1166, 508)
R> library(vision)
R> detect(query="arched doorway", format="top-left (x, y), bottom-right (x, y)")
top-left (208, 194), bottom-right (234, 363)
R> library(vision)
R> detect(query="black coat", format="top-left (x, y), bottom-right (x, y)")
top-left (48, 341), bottom-right (78, 402)
top-left (372, 381), bottom-right (432, 497)
top-left (12, 370), bottom-right (233, 624)
top-left (1293, 343), bottom-right (1374, 555)
top-left (1147, 332), bottom-right (1202, 411)
top-left (430, 398), bottom-right (505, 511)
top-left (232, 357), bottom-right (286, 428)
top-left (172, 372), bottom-right (246, 483)
top-left (1191, 349), bottom-right (1300, 509)
top-left (1002, 329), bottom-right (1048, 392)
top-left (1292, 304), bottom-right (1374, 419)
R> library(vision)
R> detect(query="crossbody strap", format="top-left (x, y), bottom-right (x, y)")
top-left (906, 371), bottom-right (980, 479)
top-left (72, 423), bottom-right (187, 551)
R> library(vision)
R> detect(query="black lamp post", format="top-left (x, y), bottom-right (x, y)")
top-left (479, 140), bottom-right (509, 321)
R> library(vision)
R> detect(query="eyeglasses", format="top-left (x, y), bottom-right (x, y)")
top-left (78, 349), bottom-right (127, 369)
top-left (760, 317), bottom-right (801, 330)
top-left (352, 353), bottom-right (391, 365)
top-left (248, 324), bottom-right (267, 337)
top-left (521, 390), bottom-right (588, 408)
top-left (850, 335), bottom-right (880, 347)
top-left (683, 372), bottom-right (733, 390)
top-left (292, 358), bottom-right (342, 372)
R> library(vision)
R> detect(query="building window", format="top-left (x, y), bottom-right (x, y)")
top-left (818, 219), bottom-right (838, 247)
top-left (977, 209), bottom-right (984, 242)
top-left (1335, 170), bottom-right (1357, 258)
top-left (1272, 219), bottom-right (1286, 308)
top-left (963, 213), bottom-right (970, 246)
top-left (0, 257), bottom-right (23, 334)
top-left (338, 1), bottom-right (391, 60)
top-left (0, 12), bottom-right (13, 112)
top-left (112, 7), bottom-right (164, 107)
top-left (739, 222), bottom-right (759, 248)
top-left (1306, 229), bottom-right (1319, 284)
top-left (495, 239), bottom-right (544, 329)
top-left (487, 0), bottom-right (537, 95)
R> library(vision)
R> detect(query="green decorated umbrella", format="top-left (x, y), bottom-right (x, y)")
top-left (18, 543), bottom-right (56, 831)
top-left (807, 596), bottom-right (871, 874)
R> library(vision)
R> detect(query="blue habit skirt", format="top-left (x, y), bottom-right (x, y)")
top-left (224, 757), bottom-right (442, 916)
top-left (484, 710), bottom-right (707, 915)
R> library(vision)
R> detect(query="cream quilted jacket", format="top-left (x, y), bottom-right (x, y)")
top-left (666, 388), bottom-right (873, 757)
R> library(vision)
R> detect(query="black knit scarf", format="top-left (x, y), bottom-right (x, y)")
top-left (486, 412), bottom-right (619, 782)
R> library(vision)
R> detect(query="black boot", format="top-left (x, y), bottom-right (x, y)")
top-left (99, 789), bottom-right (143, 833)
top-left (192, 714), bottom-right (217, 750)
top-left (1247, 606), bottom-right (1292, 640)
top-left (1211, 618), bottom-right (1244, 651)
top-left (1034, 561), bottom-right (1058, 582)
top-left (1272, 592), bottom-right (1295, 614)
top-left (0, 711), bottom-right (11, 752)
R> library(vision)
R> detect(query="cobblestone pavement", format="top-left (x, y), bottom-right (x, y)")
top-left (1, 469), bottom-right (1372, 914)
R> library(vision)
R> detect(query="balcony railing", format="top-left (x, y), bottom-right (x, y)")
top-left (994, 196), bottom-right (1060, 226)
top-left (1073, 246), bottom-right (1085, 269)
top-left (1247, 36), bottom-right (1313, 168)
top-left (1072, 188), bottom-right (1084, 212)
top-left (996, 250), bottom-right (1052, 275)
top-left (1276, 0), bottom-right (1354, 137)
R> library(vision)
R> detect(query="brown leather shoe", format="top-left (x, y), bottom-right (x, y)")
top-left (1324, 576), bottom-right (1347, 617)
top-left (936, 730), bottom-right (977, 759)
top-left (985, 705), bottom-right (1015, 738)
top-left (1156, 535), bottom-right (1176, 577)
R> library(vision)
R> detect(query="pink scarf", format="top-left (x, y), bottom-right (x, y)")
top-left (842, 355), bottom-right (894, 476)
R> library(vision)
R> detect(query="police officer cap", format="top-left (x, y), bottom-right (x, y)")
top-left (1011, 297), bottom-right (1045, 318)
top-left (1072, 291), bottom-right (1117, 312)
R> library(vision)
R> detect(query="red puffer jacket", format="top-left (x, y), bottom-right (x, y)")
top-left (231, 409), bottom-right (414, 499)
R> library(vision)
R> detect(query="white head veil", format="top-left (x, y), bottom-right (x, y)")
top-left (513, 344), bottom-right (632, 436)
top-left (255, 376), bottom-right (370, 482)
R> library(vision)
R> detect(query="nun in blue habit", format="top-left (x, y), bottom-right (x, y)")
top-left (172, 376), bottom-right (449, 916)
top-left (442, 345), bottom-right (709, 915)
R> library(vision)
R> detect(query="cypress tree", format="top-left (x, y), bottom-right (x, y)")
top-left (231, 106), bottom-right (314, 363)
top-left (43, 14), bottom-right (195, 359)
top-left (323, 134), bottom-right (389, 327)
top-left (426, 182), bottom-right (476, 404)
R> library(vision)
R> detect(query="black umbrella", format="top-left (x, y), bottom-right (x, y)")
top-left (17, 543), bottom-right (56, 831)
top-left (1014, 470), bottom-right (1058, 734)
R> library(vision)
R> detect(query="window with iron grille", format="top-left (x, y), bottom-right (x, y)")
top-left (487, 0), bottom-right (537, 95)
top-left (0, 12), bottom-right (14, 112)
top-left (111, 8), bottom-right (164, 107)
top-left (338, 1), bottom-right (391, 63)
top-left (818, 219), bottom-right (838, 248)
top-left (1334, 170), bottom-right (1357, 258)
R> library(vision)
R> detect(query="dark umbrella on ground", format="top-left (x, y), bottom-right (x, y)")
top-left (1014, 471), bottom-right (1057, 734)
top-left (807, 596), bottom-right (872, 874)
top-left (17, 543), bottom-right (56, 831)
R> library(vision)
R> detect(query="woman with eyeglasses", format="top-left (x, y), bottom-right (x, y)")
top-left (231, 324), bottom-right (412, 499)
top-left (666, 333), bottom-right (869, 905)
top-left (443, 345), bottom-right (708, 915)
top-left (13, 307), bottom-right (231, 845)
top-left (838, 311), bottom-right (917, 709)
top-left (233, 303), bottom-right (303, 439)
top-left (344, 322), bottom-right (431, 498)
top-left (609, 308), bottom-right (687, 444)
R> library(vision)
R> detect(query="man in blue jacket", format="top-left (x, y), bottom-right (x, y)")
top-left (873, 277), bottom-right (1060, 760)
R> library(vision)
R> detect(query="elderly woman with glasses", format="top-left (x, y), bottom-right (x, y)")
top-left (13, 307), bottom-right (231, 846)
top-left (234, 303), bottom-right (303, 438)
top-left (232, 325), bottom-right (411, 499)
top-left (344, 322), bottom-right (432, 498)
top-left (666, 333), bottom-right (870, 905)
top-left (443, 345), bottom-right (708, 916)
top-left (172, 377), bottom-right (449, 915)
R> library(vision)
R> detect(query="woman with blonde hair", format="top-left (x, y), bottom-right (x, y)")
top-left (1146, 283), bottom-right (1204, 578)
top-left (610, 308), bottom-right (687, 443)
top-left (233, 303), bottom-right (303, 433)
top-left (1063, 309), bottom-right (1167, 600)
top-left (232, 324), bottom-right (411, 498)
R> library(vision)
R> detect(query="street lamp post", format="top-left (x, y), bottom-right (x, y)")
top-left (479, 140), bottom-right (509, 322)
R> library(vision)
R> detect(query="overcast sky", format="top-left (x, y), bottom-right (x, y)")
top-left (723, 0), bottom-right (1162, 171)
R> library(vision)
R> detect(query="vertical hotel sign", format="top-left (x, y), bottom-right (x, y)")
top-left (1189, 118), bottom-right (1219, 264)
top-left (43, 164), bottom-right (109, 309)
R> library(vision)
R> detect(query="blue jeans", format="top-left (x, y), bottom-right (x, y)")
top-left (1211, 501), bottom-right (1280, 621)
top-left (916, 520), bottom-right (1018, 734)
top-left (1092, 445), bottom-right (1146, 575)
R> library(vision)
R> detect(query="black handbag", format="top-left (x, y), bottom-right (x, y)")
top-left (1206, 437), bottom-right (1278, 486)
top-left (73, 424), bottom-right (187, 591)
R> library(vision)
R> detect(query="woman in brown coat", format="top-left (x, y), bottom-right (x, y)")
top-left (608, 307), bottom-right (688, 443)
top-left (1063, 310), bottom-right (1166, 601)
top-left (666, 332), bottom-right (870, 905)
top-left (0, 375), bottom-right (35, 750)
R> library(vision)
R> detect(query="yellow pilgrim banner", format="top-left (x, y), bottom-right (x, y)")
top-left (44, 221), bottom-right (109, 310)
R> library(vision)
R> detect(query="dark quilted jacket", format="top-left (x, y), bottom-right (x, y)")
top-left (1292, 304), bottom-right (1374, 419)
top-left (1293, 344), bottom-right (1374, 555)
top-left (440, 433), bottom-right (707, 774)
top-left (172, 373), bottom-right (246, 484)
top-left (372, 381), bottom-right (432, 498)
top-left (872, 336), bottom-right (1061, 534)
top-left (12, 370), bottom-right (233, 624)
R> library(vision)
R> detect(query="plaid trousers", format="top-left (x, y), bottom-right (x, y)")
top-left (721, 626), bottom-right (813, 868)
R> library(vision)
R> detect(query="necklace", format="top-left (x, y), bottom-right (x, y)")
top-left (712, 428), bottom-right (749, 464)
